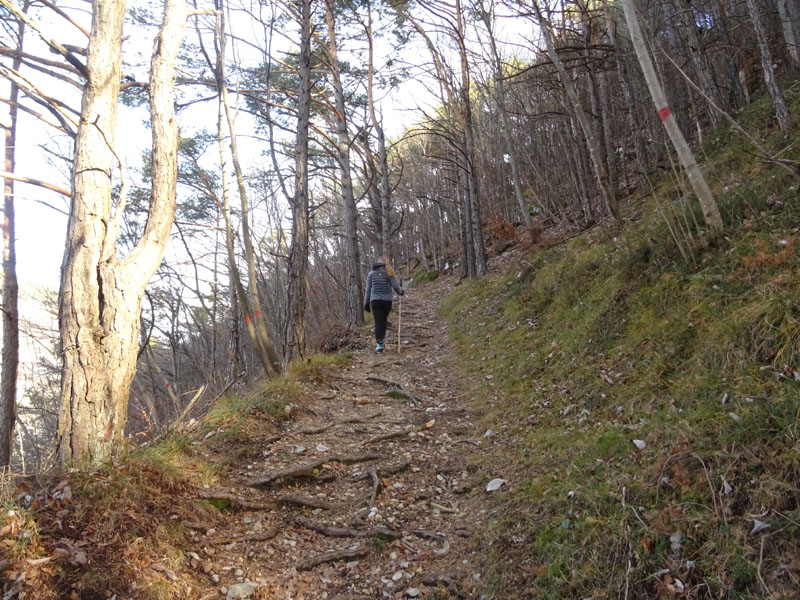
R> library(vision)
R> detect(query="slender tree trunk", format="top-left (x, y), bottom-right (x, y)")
top-left (478, 4), bottom-right (530, 226)
top-left (324, 0), bottom-right (363, 330)
top-left (216, 101), bottom-right (274, 376)
top-left (455, 0), bottom-right (485, 275)
top-left (778, 0), bottom-right (800, 66)
top-left (669, 0), bottom-right (722, 125)
top-left (284, 0), bottom-right (311, 362)
top-left (710, 0), bottom-right (746, 109)
top-left (745, 0), bottom-right (792, 131)
top-left (213, 7), bottom-right (281, 374)
top-left (621, 0), bottom-right (723, 232)
top-left (58, 0), bottom-right (187, 465)
top-left (532, 0), bottom-right (622, 224)
top-left (365, 0), bottom-right (390, 256)
top-left (0, 2), bottom-right (26, 467)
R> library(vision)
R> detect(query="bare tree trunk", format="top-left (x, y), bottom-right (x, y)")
top-left (216, 101), bottom-right (274, 376)
top-left (456, 0), bottom-right (486, 276)
top-left (531, 0), bottom-right (622, 224)
top-left (365, 0), bottom-right (391, 256)
top-left (213, 7), bottom-right (281, 374)
top-left (477, 2), bottom-right (530, 226)
top-left (621, 0), bottom-right (723, 232)
top-left (746, 0), bottom-right (792, 131)
top-left (58, 0), bottom-right (187, 465)
top-left (778, 0), bottom-right (800, 66)
top-left (324, 0), bottom-right (363, 330)
top-left (669, 0), bottom-right (722, 125)
top-left (0, 1), bottom-right (26, 467)
top-left (284, 0), bottom-right (311, 362)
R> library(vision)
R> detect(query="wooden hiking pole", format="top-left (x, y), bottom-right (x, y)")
top-left (397, 293), bottom-right (402, 353)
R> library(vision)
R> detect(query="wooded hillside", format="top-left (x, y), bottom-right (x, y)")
top-left (0, 3), bottom-right (798, 594)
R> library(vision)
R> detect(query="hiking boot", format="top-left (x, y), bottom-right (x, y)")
top-left (374, 341), bottom-right (385, 353)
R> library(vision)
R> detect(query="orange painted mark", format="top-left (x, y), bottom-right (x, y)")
top-left (255, 311), bottom-right (263, 318)
top-left (658, 106), bottom-right (672, 121)
top-left (244, 314), bottom-right (252, 324)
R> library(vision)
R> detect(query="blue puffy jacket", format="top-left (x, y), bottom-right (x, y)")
top-left (364, 263), bottom-right (403, 305)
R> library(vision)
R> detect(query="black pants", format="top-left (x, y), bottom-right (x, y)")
top-left (370, 300), bottom-right (392, 343)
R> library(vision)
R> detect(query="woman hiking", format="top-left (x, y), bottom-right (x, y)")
top-left (364, 256), bottom-right (404, 353)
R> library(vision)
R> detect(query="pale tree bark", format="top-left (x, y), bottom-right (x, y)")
top-left (620, 0), bottom-right (723, 232)
top-left (476, 1), bottom-right (530, 227)
top-left (531, 0), bottom-right (622, 224)
top-left (324, 0), bottom-right (363, 330)
top-left (284, 0), bottom-right (311, 362)
top-left (365, 0), bottom-right (391, 256)
top-left (778, 0), bottom-right (800, 66)
top-left (0, 1), bottom-right (27, 467)
top-left (745, 0), bottom-right (792, 131)
top-left (213, 7), bottom-right (281, 374)
top-left (57, 0), bottom-right (187, 465)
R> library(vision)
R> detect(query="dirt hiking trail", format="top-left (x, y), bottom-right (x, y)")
top-left (193, 279), bottom-right (489, 600)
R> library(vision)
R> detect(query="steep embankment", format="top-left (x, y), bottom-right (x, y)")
top-left (438, 114), bottom-right (800, 596)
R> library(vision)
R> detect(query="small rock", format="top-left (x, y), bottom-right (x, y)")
top-left (750, 519), bottom-right (770, 536)
top-left (392, 570), bottom-right (404, 581)
top-left (211, 573), bottom-right (220, 583)
top-left (226, 582), bottom-right (256, 599)
top-left (486, 478), bottom-right (506, 492)
top-left (632, 439), bottom-right (646, 450)
top-left (234, 568), bottom-right (244, 577)
top-left (405, 588), bottom-right (421, 598)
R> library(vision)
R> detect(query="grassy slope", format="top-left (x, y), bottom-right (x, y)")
top-left (440, 90), bottom-right (800, 598)
top-left (1, 354), bottom-right (349, 600)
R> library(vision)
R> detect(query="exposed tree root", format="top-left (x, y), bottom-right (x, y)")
top-left (294, 516), bottom-right (400, 539)
top-left (296, 423), bottom-right (334, 435)
top-left (277, 494), bottom-right (342, 510)
top-left (195, 489), bottom-right (275, 510)
top-left (204, 527), bottom-right (280, 546)
top-left (338, 410), bottom-right (384, 423)
top-left (384, 389), bottom-right (422, 406)
top-left (296, 546), bottom-right (369, 571)
top-left (363, 422), bottom-right (433, 446)
top-left (248, 453), bottom-right (384, 487)
top-left (351, 459), bottom-right (411, 482)
top-left (365, 376), bottom-right (403, 388)
top-left (182, 520), bottom-right (213, 533)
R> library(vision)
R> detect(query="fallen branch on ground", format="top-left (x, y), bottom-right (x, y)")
top-left (248, 453), bottom-right (384, 488)
top-left (294, 516), bottom-right (400, 539)
top-left (296, 546), bottom-right (368, 571)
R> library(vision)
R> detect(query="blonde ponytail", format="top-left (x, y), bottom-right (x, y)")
top-left (378, 255), bottom-right (396, 278)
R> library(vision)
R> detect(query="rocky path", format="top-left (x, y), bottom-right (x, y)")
top-left (191, 280), bottom-right (486, 600)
